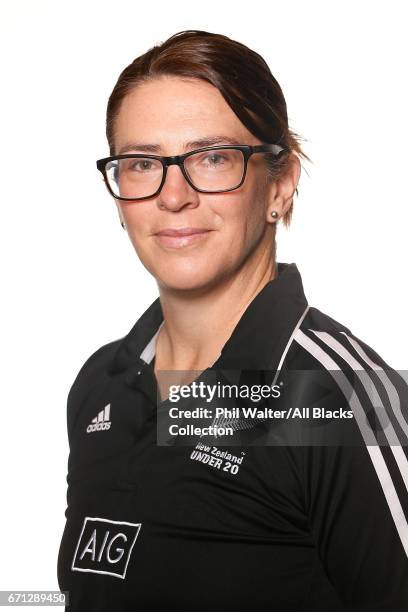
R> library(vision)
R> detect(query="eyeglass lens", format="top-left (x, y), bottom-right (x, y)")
top-left (104, 148), bottom-right (246, 199)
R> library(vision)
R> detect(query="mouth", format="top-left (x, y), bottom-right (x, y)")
top-left (153, 228), bottom-right (213, 249)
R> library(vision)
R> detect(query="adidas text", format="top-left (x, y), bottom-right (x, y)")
top-left (87, 404), bottom-right (111, 434)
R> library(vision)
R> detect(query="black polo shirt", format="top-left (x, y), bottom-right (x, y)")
top-left (57, 262), bottom-right (408, 611)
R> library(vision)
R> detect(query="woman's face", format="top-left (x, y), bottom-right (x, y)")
top-left (113, 76), bottom-right (291, 291)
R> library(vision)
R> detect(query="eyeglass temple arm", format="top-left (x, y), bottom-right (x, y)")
top-left (250, 144), bottom-right (289, 155)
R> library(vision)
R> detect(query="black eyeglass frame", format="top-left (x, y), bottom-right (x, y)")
top-left (96, 143), bottom-right (290, 201)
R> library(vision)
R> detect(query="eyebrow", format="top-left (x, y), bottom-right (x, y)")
top-left (116, 135), bottom-right (243, 155)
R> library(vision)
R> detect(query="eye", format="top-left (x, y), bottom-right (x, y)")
top-left (128, 159), bottom-right (157, 172)
top-left (202, 153), bottom-right (227, 166)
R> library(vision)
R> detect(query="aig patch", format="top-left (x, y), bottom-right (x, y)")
top-left (71, 516), bottom-right (142, 579)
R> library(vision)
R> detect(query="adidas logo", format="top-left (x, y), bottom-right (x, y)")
top-left (86, 403), bottom-right (111, 433)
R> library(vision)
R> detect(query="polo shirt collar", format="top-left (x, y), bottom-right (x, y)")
top-left (107, 262), bottom-right (309, 379)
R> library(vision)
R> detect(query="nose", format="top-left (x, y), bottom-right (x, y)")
top-left (156, 163), bottom-right (199, 211)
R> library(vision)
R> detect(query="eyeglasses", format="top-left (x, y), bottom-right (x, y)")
top-left (96, 143), bottom-right (289, 201)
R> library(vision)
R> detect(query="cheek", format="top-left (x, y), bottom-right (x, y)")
top-left (120, 206), bottom-right (152, 253)
top-left (219, 193), bottom-right (266, 249)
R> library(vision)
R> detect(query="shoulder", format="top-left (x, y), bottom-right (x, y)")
top-left (283, 305), bottom-right (408, 444)
top-left (66, 337), bottom-right (123, 444)
top-left (288, 305), bottom-right (394, 371)
top-left (68, 338), bottom-right (122, 400)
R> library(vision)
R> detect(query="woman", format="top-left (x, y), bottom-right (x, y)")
top-left (57, 30), bottom-right (408, 611)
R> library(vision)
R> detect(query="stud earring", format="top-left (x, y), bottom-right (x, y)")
top-left (270, 211), bottom-right (278, 219)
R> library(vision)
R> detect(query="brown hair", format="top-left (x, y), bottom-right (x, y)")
top-left (105, 29), bottom-right (311, 228)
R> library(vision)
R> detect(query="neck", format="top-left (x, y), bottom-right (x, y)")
top-left (155, 249), bottom-right (277, 372)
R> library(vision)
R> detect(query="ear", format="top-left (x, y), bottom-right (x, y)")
top-left (265, 153), bottom-right (301, 222)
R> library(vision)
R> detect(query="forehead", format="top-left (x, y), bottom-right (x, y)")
top-left (113, 76), bottom-right (257, 153)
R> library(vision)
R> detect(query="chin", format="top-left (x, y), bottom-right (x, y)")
top-left (154, 263), bottom-right (220, 293)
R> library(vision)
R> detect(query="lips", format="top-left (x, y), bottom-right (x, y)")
top-left (155, 228), bottom-right (209, 237)
top-left (153, 227), bottom-right (212, 249)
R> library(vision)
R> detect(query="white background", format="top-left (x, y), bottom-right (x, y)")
top-left (0, 0), bottom-right (407, 606)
